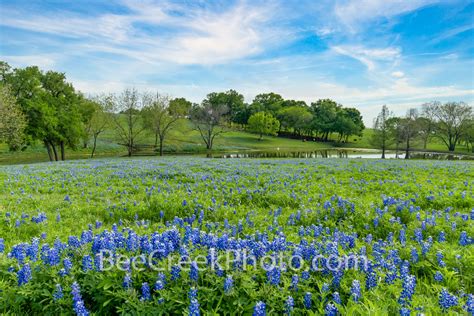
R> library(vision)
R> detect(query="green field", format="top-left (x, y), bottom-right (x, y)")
top-left (0, 157), bottom-right (472, 315)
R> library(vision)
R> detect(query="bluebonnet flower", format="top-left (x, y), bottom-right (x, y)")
top-left (189, 298), bottom-right (200, 316)
top-left (171, 265), bottom-right (181, 281)
top-left (436, 252), bottom-right (446, 268)
top-left (333, 292), bottom-right (341, 304)
top-left (71, 282), bottom-right (89, 316)
top-left (53, 284), bottom-right (63, 301)
top-left (253, 301), bottom-right (266, 316)
top-left (82, 255), bottom-right (93, 272)
top-left (0, 238), bottom-right (4, 253)
top-left (17, 263), bottom-right (32, 286)
top-left (434, 271), bottom-right (443, 282)
top-left (399, 229), bottom-right (406, 246)
top-left (267, 267), bottom-right (281, 286)
top-left (64, 195), bottom-right (70, 202)
top-left (439, 288), bottom-right (458, 311)
top-left (285, 296), bottom-right (294, 315)
top-left (291, 275), bottom-right (299, 291)
top-left (438, 231), bottom-right (446, 243)
top-left (224, 275), bottom-right (233, 293)
top-left (190, 261), bottom-right (199, 282)
top-left (301, 270), bottom-right (310, 281)
top-left (189, 287), bottom-right (198, 301)
top-left (400, 307), bottom-right (411, 316)
top-left (304, 292), bottom-right (312, 309)
top-left (464, 294), bottom-right (473, 315)
top-left (366, 272), bottom-right (377, 290)
top-left (399, 275), bottom-right (416, 305)
top-left (414, 228), bottom-right (423, 243)
top-left (410, 247), bottom-right (419, 263)
top-left (123, 274), bottom-right (132, 289)
top-left (322, 283), bottom-right (330, 293)
top-left (460, 231), bottom-right (469, 246)
top-left (64, 258), bottom-right (73, 274)
top-left (351, 280), bottom-right (361, 302)
top-left (325, 303), bottom-right (338, 316)
top-left (141, 282), bottom-right (151, 301)
top-left (155, 280), bottom-right (164, 291)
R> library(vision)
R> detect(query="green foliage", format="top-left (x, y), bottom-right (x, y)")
top-left (247, 111), bottom-right (280, 140)
top-left (0, 85), bottom-right (27, 150)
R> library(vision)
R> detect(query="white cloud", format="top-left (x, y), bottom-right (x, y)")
top-left (334, 0), bottom-right (439, 32)
top-left (0, 55), bottom-right (57, 69)
top-left (391, 71), bottom-right (404, 78)
top-left (332, 45), bottom-right (401, 70)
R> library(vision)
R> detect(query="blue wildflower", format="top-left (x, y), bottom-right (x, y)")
top-left (141, 282), bottom-right (151, 301)
top-left (123, 274), bottom-right (132, 289)
top-left (304, 292), bottom-right (312, 309)
top-left (224, 275), bottom-right (233, 293)
top-left (400, 307), bottom-right (411, 316)
top-left (351, 280), bottom-right (361, 302)
top-left (190, 261), bottom-right (199, 282)
top-left (439, 288), bottom-right (458, 311)
top-left (253, 301), bottom-right (266, 316)
top-left (285, 296), bottom-right (294, 315)
top-left (17, 263), bottom-right (32, 286)
top-left (460, 231), bottom-right (469, 246)
top-left (434, 271), bottom-right (443, 282)
top-left (82, 255), bottom-right (93, 272)
top-left (325, 302), bottom-right (338, 316)
top-left (71, 282), bottom-right (89, 316)
top-left (53, 284), bottom-right (63, 301)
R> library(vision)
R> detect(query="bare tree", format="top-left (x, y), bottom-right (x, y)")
top-left (190, 99), bottom-right (228, 150)
top-left (142, 94), bottom-right (189, 156)
top-left (400, 108), bottom-right (419, 159)
top-left (88, 95), bottom-right (112, 158)
top-left (112, 89), bottom-right (148, 156)
top-left (430, 101), bottom-right (473, 152)
top-left (419, 102), bottom-right (438, 149)
top-left (370, 105), bottom-right (392, 159)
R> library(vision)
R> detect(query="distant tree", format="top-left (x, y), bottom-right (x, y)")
top-left (462, 119), bottom-right (474, 152)
top-left (386, 117), bottom-right (404, 158)
top-left (112, 89), bottom-right (148, 156)
top-left (205, 90), bottom-right (247, 126)
top-left (249, 93), bottom-right (284, 117)
top-left (371, 105), bottom-right (393, 159)
top-left (247, 112), bottom-right (280, 140)
top-left (86, 95), bottom-right (112, 158)
top-left (399, 108), bottom-right (419, 159)
top-left (3, 63), bottom-right (83, 161)
top-left (142, 93), bottom-right (189, 156)
top-left (419, 102), bottom-right (438, 149)
top-left (169, 97), bottom-right (192, 116)
top-left (277, 106), bottom-right (312, 136)
top-left (310, 99), bottom-right (341, 141)
top-left (429, 101), bottom-right (472, 152)
top-left (334, 108), bottom-right (365, 142)
top-left (0, 85), bottom-right (27, 150)
top-left (190, 95), bottom-right (229, 150)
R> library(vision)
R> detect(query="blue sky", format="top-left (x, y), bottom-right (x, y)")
top-left (0, 0), bottom-right (473, 123)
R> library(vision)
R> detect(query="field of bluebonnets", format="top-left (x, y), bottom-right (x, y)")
top-left (0, 157), bottom-right (473, 315)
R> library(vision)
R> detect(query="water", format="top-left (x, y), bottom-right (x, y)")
top-left (206, 149), bottom-right (474, 160)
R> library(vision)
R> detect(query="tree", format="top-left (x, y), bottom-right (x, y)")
top-left (249, 93), bottom-right (284, 117)
top-left (399, 108), bottom-right (419, 159)
top-left (277, 106), bottom-right (312, 136)
top-left (2, 63), bottom-right (83, 161)
top-left (247, 112), bottom-right (280, 140)
top-left (386, 117), bottom-right (404, 158)
top-left (334, 108), bottom-right (365, 142)
top-left (142, 94), bottom-right (189, 156)
top-left (112, 89), bottom-right (148, 157)
top-left (371, 105), bottom-right (392, 159)
top-left (461, 119), bottom-right (474, 152)
top-left (85, 95), bottom-right (112, 158)
top-left (419, 102), bottom-right (438, 149)
top-left (0, 85), bottom-right (27, 150)
top-left (429, 101), bottom-right (472, 152)
top-left (190, 95), bottom-right (229, 150)
top-left (310, 99), bottom-right (341, 141)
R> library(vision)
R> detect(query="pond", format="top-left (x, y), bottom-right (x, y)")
top-left (205, 149), bottom-right (474, 160)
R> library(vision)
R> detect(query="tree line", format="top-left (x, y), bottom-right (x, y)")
top-left (0, 61), bottom-right (472, 160)
top-left (371, 103), bottom-right (473, 158)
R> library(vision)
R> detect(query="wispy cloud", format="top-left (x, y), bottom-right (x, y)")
top-left (331, 45), bottom-right (401, 71)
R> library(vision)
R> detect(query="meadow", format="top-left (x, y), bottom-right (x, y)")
top-left (0, 157), bottom-right (473, 315)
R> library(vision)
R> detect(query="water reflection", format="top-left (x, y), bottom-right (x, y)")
top-left (206, 150), bottom-right (473, 160)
